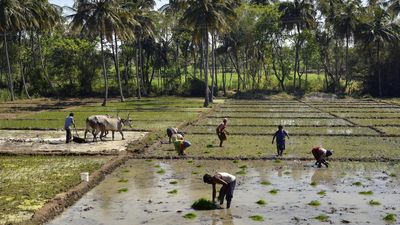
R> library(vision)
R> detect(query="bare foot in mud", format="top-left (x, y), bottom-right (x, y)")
top-left (215, 204), bottom-right (224, 209)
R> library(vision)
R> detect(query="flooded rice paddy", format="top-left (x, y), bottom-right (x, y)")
top-left (48, 159), bottom-right (399, 225)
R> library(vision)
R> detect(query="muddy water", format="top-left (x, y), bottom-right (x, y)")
top-left (48, 160), bottom-right (399, 225)
top-left (0, 130), bottom-right (147, 153)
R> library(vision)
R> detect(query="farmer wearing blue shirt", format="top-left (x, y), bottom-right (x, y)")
top-left (272, 125), bottom-right (289, 156)
top-left (64, 113), bottom-right (75, 143)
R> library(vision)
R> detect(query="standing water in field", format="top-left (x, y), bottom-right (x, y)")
top-left (48, 160), bottom-right (400, 225)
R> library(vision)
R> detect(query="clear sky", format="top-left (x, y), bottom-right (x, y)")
top-left (49, 0), bottom-right (169, 10)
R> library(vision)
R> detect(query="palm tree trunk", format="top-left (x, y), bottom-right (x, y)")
top-left (200, 42), bottom-right (203, 79)
top-left (344, 35), bottom-right (349, 92)
top-left (20, 62), bottom-right (31, 99)
top-left (377, 41), bottom-right (382, 97)
top-left (203, 29), bottom-right (210, 107)
top-left (136, 40), bottom-right (141, 99)
top-left (139, 33), bottom-right (146, 96)
top-left (4, 32), bottom-right (15, 101)
top-left (193, 47), bottom-right (197, 78)
top-left (210, 32), bottom-right (215, 102)
top-left (220, 58), bottom-right (226, 96)
top-left (293, 43), bottom-right (299, 91)
top-left (100, 34), bottom-right (108, 106)
top-left (113, 34), bottom-right (125, 102)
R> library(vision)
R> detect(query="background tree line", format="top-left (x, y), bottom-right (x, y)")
top-left (1, 0), bottom-right (400, 106)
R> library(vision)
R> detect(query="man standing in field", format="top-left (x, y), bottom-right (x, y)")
top-left (64, 112), bottom-right (76, 143)
top-left (312, 146), bottom-right (333, 168)
top-left (203, 172), bottom-right (236, 209)
top-left (216, 118), bottom-right (229, 147)
top-left (272, 125), bottom-right (289, 156)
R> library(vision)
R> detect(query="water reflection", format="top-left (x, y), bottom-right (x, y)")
top-left (211, 209), bottom-right (235, 225)
top-left (48, 160), bottom-right (400, 225)
top-left (311, 168), bottom-right (336, 188)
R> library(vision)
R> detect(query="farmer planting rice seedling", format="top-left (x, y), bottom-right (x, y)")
top-left (216, 118), bottom-right (229, 147)
top-left (173, 134), bottom-right (191, 156)
top-left (166, 127), bottom-right (184, 143)
top-left (272, 125), bottom-right (290, 156)
top-left (312, 147), bottom-right (333, 168)
top-left (203, 172), bottom-right (236, 209)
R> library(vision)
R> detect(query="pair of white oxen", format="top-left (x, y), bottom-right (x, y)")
top-left (84, 114), bottom-right (132, 141)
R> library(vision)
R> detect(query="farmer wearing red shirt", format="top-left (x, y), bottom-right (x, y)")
top-left (312, 147), bottom-right (333, 168)
top-left (216, 118), bottom-right (229, 147)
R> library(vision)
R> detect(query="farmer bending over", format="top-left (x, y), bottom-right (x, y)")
top-left (167, 127), bottom-right (185, 144)
top-left (312, 147), bottom-right (333, 168)
top-left (216, 118), bottom-right (229, 147)
top-left (272, 125), bottom-right (289, 156)
top-left (203, 172), bottom-right (236, 209)
top-left (64, 112), bottom-right (76, 143)
top-left (173, 134), bottom-right (191, 156)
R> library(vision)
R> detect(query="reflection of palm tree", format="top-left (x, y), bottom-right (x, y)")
top-left (311, 168), bottom-right (335, 188)
top-left (356, 7), bottom-right (399, 96)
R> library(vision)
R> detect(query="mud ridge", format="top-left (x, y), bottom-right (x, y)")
top-left (183, 132), bottom-right (385, 137)
top-left (0, 150), bottom-right (120, 157)
top-left (207, 116), bottom-right (335, 119)
top-left (130, 155), bottom-right (400, 163)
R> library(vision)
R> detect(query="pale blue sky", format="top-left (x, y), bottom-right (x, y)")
top-left (49, 0), bottom-right (169, 10)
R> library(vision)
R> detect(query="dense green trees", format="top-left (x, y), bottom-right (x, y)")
top-left (1, 0), bottom-right (400, 104)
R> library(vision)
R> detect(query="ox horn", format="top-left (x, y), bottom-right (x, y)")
top-left (127, 113), bottom-right (131, 119)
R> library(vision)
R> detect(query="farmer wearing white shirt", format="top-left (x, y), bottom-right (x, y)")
top-left (203, 172), bottom-right (236, 208)
top-left (64, 113), bottom-right (76, 143)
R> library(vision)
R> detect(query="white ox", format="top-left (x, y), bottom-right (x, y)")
top-left (84, 115), bottom-right (111, 141)
top-left (96, 114), bottom-right (132, 141)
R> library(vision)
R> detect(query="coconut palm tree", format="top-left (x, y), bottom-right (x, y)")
top-left (0, 0), bottom-right (27, 101)
top-left (332, 0), bottom-right (361, 91)
top-left (387, 0), bottom-right (400, 16)
top-left (279, 0), bottom-right (316, 90)
top-left (70, 0), bottom-right (127, 106)
top-left (356, 6), bottom-right (399, 96)
top-left (123, 0), bottom-right (155, 98)
top-left (180, 0), bottom-right (236, 107)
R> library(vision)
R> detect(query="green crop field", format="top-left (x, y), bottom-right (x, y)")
top-left (144, 98), bottom-right (400, 160)
top-left (0, 97), bottom-right (213, 131)
top-left (0, 156), bottom-right (110, 224)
